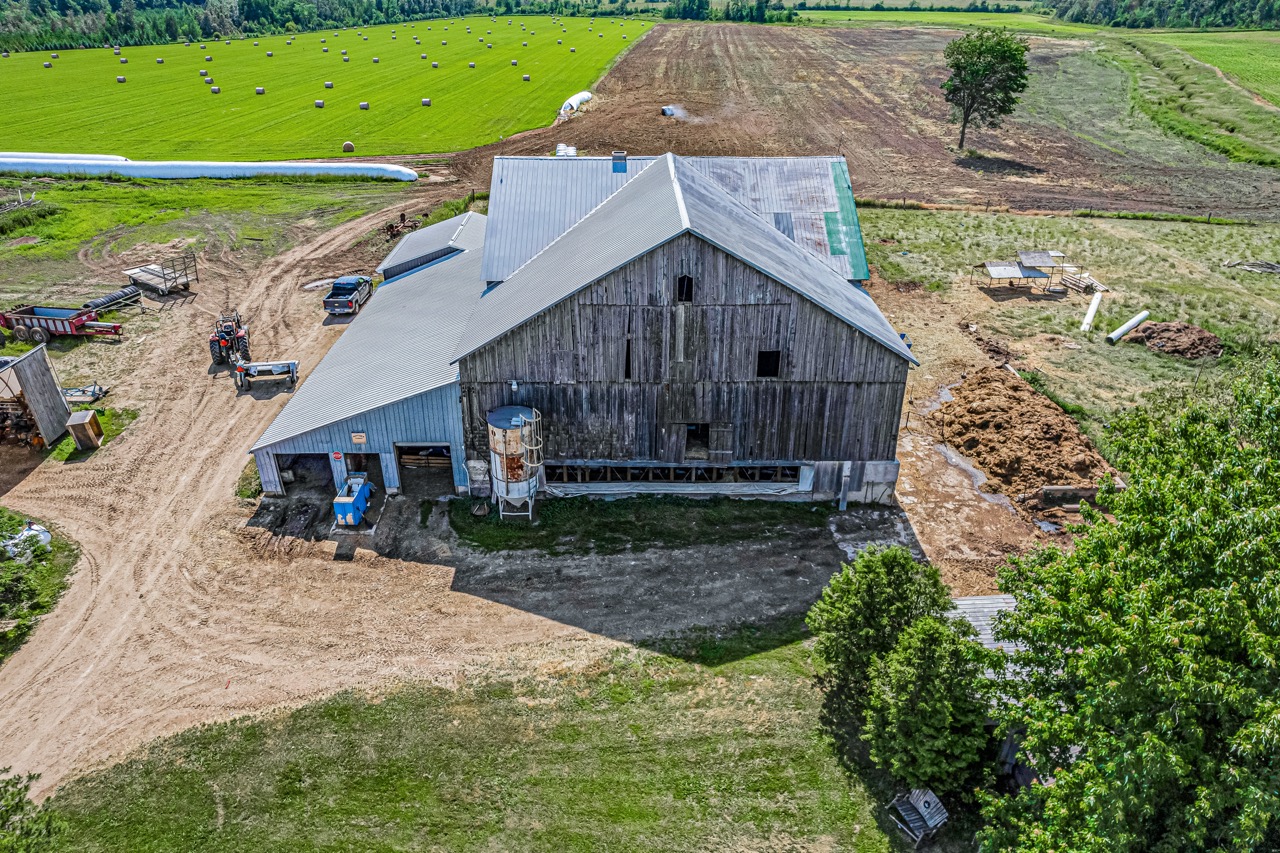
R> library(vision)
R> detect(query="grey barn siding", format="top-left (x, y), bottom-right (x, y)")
top-left (2, 346), bottom-right (71, 445)
top-left (458, 234), bottom-right (907, 467)
top-left (253, 382), bottom-right (468, 494)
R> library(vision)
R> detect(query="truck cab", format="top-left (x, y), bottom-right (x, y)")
top-left (323, 276), bottom-right (374, 315)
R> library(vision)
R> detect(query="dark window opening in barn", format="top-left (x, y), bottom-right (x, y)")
top-left (624, 339), bottom-right (633, 380)
top-left (675, 275), bottom-right (694, 303)
top-left (756, 350), bottom-right (781, 378)
top-left (684, 423), bottom-right (710, 460)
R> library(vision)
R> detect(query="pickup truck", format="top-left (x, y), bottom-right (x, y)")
top-left (322, 276), bottom-right (374, 315)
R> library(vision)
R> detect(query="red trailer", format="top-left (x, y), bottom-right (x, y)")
top-left (0, 305), bottom-right (124, 345)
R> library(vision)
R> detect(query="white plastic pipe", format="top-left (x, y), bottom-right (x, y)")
top-left (0, 156), bottom-right (417, 182)
top-left (1080, 291), bottom-right (1103, 332)
top-left (1106, 310), bottom-right (1150, 345)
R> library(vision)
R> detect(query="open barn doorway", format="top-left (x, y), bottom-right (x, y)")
top-left (395, 443), bottom-right (455, 498)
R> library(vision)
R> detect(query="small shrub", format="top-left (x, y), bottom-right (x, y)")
top-left (236, 458), bottom-right (263, 500)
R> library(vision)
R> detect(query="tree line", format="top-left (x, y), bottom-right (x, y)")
top-left (0, 0), bottom-right (639, 52)
top-left (1041, 0), bottom-right (1279, 28)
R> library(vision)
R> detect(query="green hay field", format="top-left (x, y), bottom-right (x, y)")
top-left (0, 16), bottom-right (641, 161)
top-left (799, 9), bottom-right (1101, 35)
top-left (1146, 30), bottom-right (1280, 107)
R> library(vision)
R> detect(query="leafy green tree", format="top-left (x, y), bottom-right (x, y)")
top-left (0, 769), bottom-right (60, 852)
top-left (940, 27), bottom-right (1029, 151)
top-left (862, 616), bottom-right (993, 796)
top-left (807, 546), bottom-right (951, 725)
top-left (981, 361), bottom-right (1280, 851)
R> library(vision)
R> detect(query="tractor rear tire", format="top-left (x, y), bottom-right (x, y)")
top-left (210, 340), bottom-right (224, 364)
top-left (237, 339), bottom-right (251, 363)
top-left (29, 327), bottom-right (49, 344)
top-left (13, 325), bottom-right (30, 341)
top-left (0, 328), bottom-right (7, 346)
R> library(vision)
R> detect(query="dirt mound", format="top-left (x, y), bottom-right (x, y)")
top-left (1126, 321), bottom-right (1222, 359)
top-left (931, 367), bottom-right (1112, 500)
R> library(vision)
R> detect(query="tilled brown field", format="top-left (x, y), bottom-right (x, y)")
top-left (457, 24), bottom-right (1280, 219)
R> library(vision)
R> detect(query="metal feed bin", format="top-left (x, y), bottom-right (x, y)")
top-left (333, 472), bottom-right (374, 527)
top-left (66, 409), bottom-right (103, 451)
top-left (486, 406), bottom-right (543, 520)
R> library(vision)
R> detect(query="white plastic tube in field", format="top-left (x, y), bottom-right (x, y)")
top-left (0, 156), bottom-right (417, 182)
top-left (1106, 310), bottom-right (1150, 345)
top-left (1080, 291), bottom-right (1103, 333)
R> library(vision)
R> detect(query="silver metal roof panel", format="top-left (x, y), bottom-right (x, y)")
top-left (375, 211), bottom-right (484, 276)
top-left (952, 594), bottom-right (1019, 652)
top-left (252, 218), bottom-right (487, 452)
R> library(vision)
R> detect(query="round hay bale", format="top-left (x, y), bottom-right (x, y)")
top-left (431, 61), bottom-right (438, 68)
top-left (156, 57), bottom-right (164, 63)
top-left (117, 76), bottom-right (126, 82)
top-left (315, 100), bottom-right (324, 108)
top-left (225, 40), bottom-right (230, 45)
top-left (113, 48), bottom-right (121, 55)
top-left (341, 49), bottom-right (347, 54)
top-left (511, 59), bottom-right (517, 65)
top-left (205, 77), bottom-right (213, 83)
top-left (200, 44), bottom-right (206, 48)
top-left (421, 98), bottom-right (431, 106)
top-left (570, 47), bottom-right (576, 53)
top-left (421, 54), bottom-right (427, 59)
top-left (372, 57), bottom-right (379, 63)
top-left (392, 35), bottom-right (397, 40)
top-left (342, 141), bottom-right (355, 152)
top-left (324, 81), bottom-right (333, 88)
top-left (2, 51), bottom-right (10, 58)
top-left (479, 37), bottom-right (484, 42)
top-left (210, 86), bottom-right (220, 93)
top-left (363, 37), bottom-right (368, 41)
top-left (120, 57), bottom-right (128, 64)
top-left (321, 38), bottom-right (326, 43)
top-left (254, 41), bottom-right (259, 46)
top-left (51, 52), bottom-right (59, 58)
top-left (441, 40), bottom-right (447, 45)
top-left (557, 39), bottom-right (561, 44)
top-left (487, 44), bottom-right (492, 49)
top-left (184, 42), bottom-right (191, 46)
top-left (623, 35), bottom-right (627, 39)
top-left (522, 41), bottom-right (527, 46)
top-left (205, 55), bottom-right (212, 61)
top-left (599, 33), bottom-right (603, 38)
top-left (469, 62), bottom-right (475, 67)
top-left (342, 56), bottom-right (349, 62)
top-left (255, 86), bottom-right (265, 94)
top-left (43, 61), bottom-right (51, 68)
top-left (523, 74), bottom-right (530, 81)
top-left (359, 101), bottom-right (369, 110)
top-left (266, 51), bottom-right (273, 56)
top-left (322, 47), bottom-right (328, 53)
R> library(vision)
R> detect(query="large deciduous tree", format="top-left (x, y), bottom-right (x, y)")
top-left (941, 28), bottom-right (1029, 151)
top-left (981, 361), bottom-right (1280, 851)
top-left (807, 546), bottom-right (952, 726)
top-left (0, 768), bottom-right (60, 852)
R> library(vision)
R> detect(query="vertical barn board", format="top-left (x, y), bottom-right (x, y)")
top-left (458, 233), bottom-right (910, 467)
top-left (380, 452), bottom-right (401, 493)
top-left (254, 450), bottom-right (284, 496)
top-left (9, 346), bottom-right (71, 445)
top-left (329, 453), bottom-right (348, 490)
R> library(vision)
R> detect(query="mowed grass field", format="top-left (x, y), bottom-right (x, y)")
top-left (799, 9), bottom-right (1100, 35)
top-left (1146, 30), bottom-right (1280, 107)
top-left (0, 16), bottom-right (641, 160)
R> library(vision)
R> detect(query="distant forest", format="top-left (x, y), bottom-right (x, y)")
top-left (1041, 0), bottom-right (1280, 28)
top-left (0, 0), bottom-right (1276, 51)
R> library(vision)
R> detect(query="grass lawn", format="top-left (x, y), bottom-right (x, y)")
top-left (48, 620), bottom-right (894, 852)
top-left (0, 16), bottom-right (640, 160)
top-left (0, 509), bottom-right (80, 666)
top-left (446, 496), bottom-right (836, 555)
top-left (1145, 30), bottom-right (1280, 107)
top-left (859, 207), bottom-right (1280, 442)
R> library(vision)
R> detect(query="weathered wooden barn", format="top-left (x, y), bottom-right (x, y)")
top-left (0, 345), bottom-right (71, 450)
top-left (251, 152), bottom-right (915, 504)
top-left (456, 153), bottom-right (916, 502)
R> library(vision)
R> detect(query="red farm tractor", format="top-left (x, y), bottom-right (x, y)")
top-left (209, 309), bottom-right (251, 365)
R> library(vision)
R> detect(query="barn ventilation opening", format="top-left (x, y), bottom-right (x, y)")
top-left (675, 275), bottom-right (694, 303)
top-left (756, 350), bottom-right (781, 378)
top-left (684, 423), bottom-right (710, 460)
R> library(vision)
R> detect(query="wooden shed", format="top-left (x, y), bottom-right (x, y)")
top-left (0, 345), bottom-right (71, 449)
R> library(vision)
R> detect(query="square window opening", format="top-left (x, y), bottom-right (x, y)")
top-left (757, 350), bottom-right (781, 378)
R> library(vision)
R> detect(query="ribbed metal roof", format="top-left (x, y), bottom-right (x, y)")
top-left (454, 154), bottom-right (915, 365)
top-left (1017, 250), bottom-right (1062, 268)
top-left (252, 217), bottom-right (487, 452)
top-left (375, 211), bottom-right (484, 276)
top-left (951, 594), bottom-right (1019, 652)
top-left (979, 261), bottom-right (1049, 280)
top-left (481, 155), bottom-right (869, 283)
